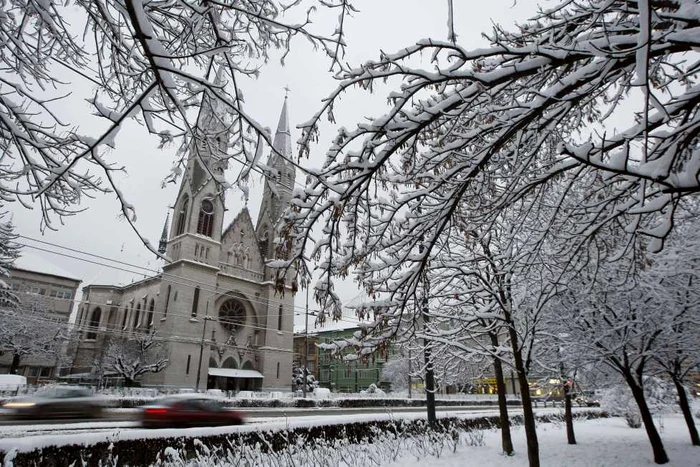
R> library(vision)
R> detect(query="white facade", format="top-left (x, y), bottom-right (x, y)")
top-left (70, 96), bottom-right (296, 392)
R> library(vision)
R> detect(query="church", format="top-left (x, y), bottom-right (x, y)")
top-left (68, 93), bottom-right (296, 392)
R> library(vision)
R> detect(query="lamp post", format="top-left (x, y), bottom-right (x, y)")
top-left (195, 302), bottom-right (211, 392)
top-left (303, 286), bottom-right (310, 398)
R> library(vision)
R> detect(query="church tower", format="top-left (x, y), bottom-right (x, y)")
top-left (166, 72), bottom-right (229, 267)
top-left (255, 96), bottom-right (296, 263)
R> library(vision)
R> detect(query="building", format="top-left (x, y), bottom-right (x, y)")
top-left (68, 91), bottom-right (296, 392)
top-left (0, 254), bottom-right (81, 383)
top-left (294, 317), bottom-right (392, 393)
top-left (292, 332), bottom-right (319, 378)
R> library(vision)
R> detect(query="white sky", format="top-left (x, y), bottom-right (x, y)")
top-left (9, 0), bottom-right (542, 322)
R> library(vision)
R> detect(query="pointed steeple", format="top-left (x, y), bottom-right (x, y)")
top-left (270, 96), bottom-right (292, 165)
top-left (256, 95), bottom-right (297, 259)
top-left (158, 212), bottom-right (170, 254)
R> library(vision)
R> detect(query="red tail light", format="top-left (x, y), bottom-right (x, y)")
top-left (145, 408), bottom-right (167, 414)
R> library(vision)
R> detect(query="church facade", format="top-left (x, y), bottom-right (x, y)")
top-left (69, 95), bottom-right (296, 392)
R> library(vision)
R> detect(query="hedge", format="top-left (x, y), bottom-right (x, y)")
top-left (3, 410), bottom-right (607, 466)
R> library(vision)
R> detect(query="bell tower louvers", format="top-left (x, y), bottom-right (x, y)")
top-left (166, 70), bottom-right (230, 265)
top-left (255, 97), bottom-right (296, 262)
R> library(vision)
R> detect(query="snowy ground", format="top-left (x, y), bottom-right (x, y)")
top-left (387, 415), bottom-right (700, 467)
top-left (2, 410), bottom-right (698, 466)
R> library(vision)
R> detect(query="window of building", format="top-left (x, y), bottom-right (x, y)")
top-left (307, 343), bottom-right (315, 354)
top-left (133, 303), bottom-right (141, 329)
top-left (86, 307), bottom-right (101, 340)
top-left (121, 307), bottom-right (129, 329)
top-left (147, 299), bottom-right (155, 330)
top-left (191, 287), bottom-right (200, 318)
top-left (219, 299), bottom-right (245, 331)
top-left (175, 195), bottom-right (189, 236)
top-left (27, 367), bottom-right (39, 377)
top-left (197, 199), bottom-right (214, 237)
top-left (40, 367), bottom-right (52, 378)
top-left (308, 361), bottom-right (315, 372)
top-left (276, 362), bottom-right (280, 379)
top-left (29, 286), bottom-right (47, 295)
top-left (278, 305), bottom-right (283, 331)
top-left (186, 355), bottom-right (191, 375)
top-left (50, 288), bottom-right (71, 299)
top-left (164, 285), bottom-right (171, 318)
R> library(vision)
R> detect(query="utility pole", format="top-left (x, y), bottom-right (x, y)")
top-left (195, 302), bottom-right (210, 392)
top-left (408, 346), bottom-right (412, 399)
top-left (303, 286), bottom-right (310, 398)
top-left (419, 239), bottom-right (437, 425)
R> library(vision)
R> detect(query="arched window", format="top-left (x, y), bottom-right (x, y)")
top-left (175, 195), bottom-right (189, 236)
top-left (147, 299), bottom-right (155, 330)
top-left (121, 307), bottom-right (129, 329)
top-left (197, 199), bottom-right (215, 237)
top-left (133, 303), bottom-right (141, 329)
top-left (219, 299), bottom-right (246, 332)
top-left (164, 285), bottom-right (171, 318)
top-left (86, 307), bottom-right (102, 340)
top-left (278, 305), bottom-right (283, 331)
top-left (191, 287), bottom-right (200, 318)
top-left (222, 357), bottom-right (238, 369)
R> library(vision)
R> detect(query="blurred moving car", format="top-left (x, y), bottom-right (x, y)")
top-left (2, 385), bottom-right (105, 419)
top-left (141, 395), bottom-right (244, 428)
top-left (574, 391), bottom-right (601, 407)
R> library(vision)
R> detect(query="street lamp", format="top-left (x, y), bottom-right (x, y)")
top-left (303, 286), bottom-right (310, 398)
top-left (195, 301), bottom-right (212, 392)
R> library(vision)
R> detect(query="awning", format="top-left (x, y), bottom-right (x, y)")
top-left (208, 368), bottom-right (264, 379)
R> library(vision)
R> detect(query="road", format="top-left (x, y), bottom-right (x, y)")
top-left (0, 405), bottom-right (513, 438)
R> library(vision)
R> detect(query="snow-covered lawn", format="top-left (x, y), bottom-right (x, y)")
top-left (389, 415), bottom-right (699, 467)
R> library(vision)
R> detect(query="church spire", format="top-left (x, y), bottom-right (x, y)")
top-left (158, 212), bottom-right (170, 254)
top-left (256, 95), bottom-right (297, 259)
top-left (270, 96), bottom-right (292, 165)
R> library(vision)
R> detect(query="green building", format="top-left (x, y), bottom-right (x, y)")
top-left (316, 326), bottom-right (392, 393)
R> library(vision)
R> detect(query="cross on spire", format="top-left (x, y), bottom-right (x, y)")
top-left (283, 85), bottom-right (291, 99)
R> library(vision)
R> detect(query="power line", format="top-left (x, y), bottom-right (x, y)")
top-left (17, 236), bottom-right (362, 319)
top-left (15, 238), bottom-right (366, 329)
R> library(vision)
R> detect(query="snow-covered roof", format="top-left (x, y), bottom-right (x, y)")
top-left (12, 251), bottom-right (81, 282)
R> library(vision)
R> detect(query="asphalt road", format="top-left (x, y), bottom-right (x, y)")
top-left (0, 405), bottom-right (504, 430)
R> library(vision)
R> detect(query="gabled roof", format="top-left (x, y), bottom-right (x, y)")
top-left (221, 207), bottom-right (255, 240)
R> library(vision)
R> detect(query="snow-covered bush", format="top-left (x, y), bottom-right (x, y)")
top-left (600, 385), bottom-right (642, 428)
top-left (361, 383), bottom-right (386, 396)
top-left (292, 364), bottom-right (319, 393)
top-left (600, 378), bottom-right (676, 428)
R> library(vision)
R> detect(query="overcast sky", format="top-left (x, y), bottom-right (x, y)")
top-left (10, 0), bottom-right (541, 323)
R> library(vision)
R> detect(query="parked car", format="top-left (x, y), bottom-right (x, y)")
top-left (140, 395), bottom-right (244, 428)
top-left (2, 385), bottom-right (105, 419)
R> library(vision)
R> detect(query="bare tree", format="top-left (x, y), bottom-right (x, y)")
top-left (1, 0), bottom-right (353, 246)
top-left (275, 4), bottom-right (700, 464)
top-left (102, 329), bottom-right (168, 387)
top-left (0, 294), bottom-right (66, 374)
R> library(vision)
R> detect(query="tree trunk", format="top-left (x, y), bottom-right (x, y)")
top-left (626, 375), bottom-right (669, 464)
top-left (423, 342), bottom-right (437, 425)
top-left (490, 332), bottom-right (514, 456)
top-left (507, 325), bottom-right (539, 467)
top-left (673, 377), bottom-right (700, 446)
top-left (9, 354), bottom-right (21, 375)
top-left (564, 385), bottom-right (576, 444)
